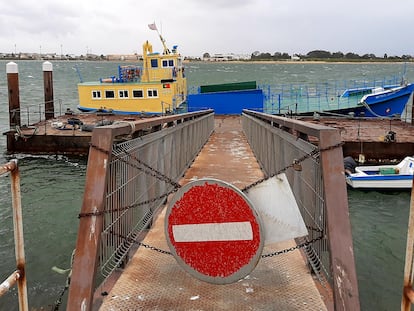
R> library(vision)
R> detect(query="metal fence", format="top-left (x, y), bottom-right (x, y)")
top-left (67, 110), bottom-right (214, 310)
top-left (8, 99), bottom-right (68, 129)
top-left (241, 109), bottom-right (360, 310)
top-left (0, 160), bottom-right (28, 311)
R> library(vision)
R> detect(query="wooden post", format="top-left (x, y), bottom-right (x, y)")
top-left (401, 178), bottom-right (414, 310)
top-left (7, 62), bottom-right (21, 128)
top-left (43, 61), bottom-right (54, 120)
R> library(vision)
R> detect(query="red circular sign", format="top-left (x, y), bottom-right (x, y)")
top-left (165, 178), bottom-right (264, 284)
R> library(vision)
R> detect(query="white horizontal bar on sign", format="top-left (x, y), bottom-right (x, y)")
top-left (172, 221), bottom-right (253, 242)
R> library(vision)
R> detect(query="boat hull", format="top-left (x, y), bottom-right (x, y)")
top-left (266, 81), bottom-right (414, 117)
top-left (345, 156), bottom-right (414, 190)
top-left (346, 175), bottom-right (413, 190)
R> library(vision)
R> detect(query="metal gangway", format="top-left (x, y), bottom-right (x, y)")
top-left (66, 109), bottom-right (360, 310)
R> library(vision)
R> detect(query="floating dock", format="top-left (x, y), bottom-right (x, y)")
top-left (95, 116), bottom-right (330, 310)
top-left (300, 116), bottom-right (414, 162)
top-left (4, 61), bottom-right (414, 163)
top-left (6, 111), bottom-right (414, 163)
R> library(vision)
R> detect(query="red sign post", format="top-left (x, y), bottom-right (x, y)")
top-left (165, 179), bottom-right (264, 284)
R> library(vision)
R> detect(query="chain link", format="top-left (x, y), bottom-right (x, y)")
top-left (242, 141), bottom-right (344, 192)
top-left (137, 241), bottom-right (172, 255)
top-left (83, 140), bottom-right (338, 257)
top-left (261, 235), bottom-right (324, 258)
top-left (116, 145), bottom-right (182, 189)
top-left (111, 230), bottom-right (323, 258)
top-left (110, 231), bottom-right (172, 255)
top-left (78, 143), bottom-right (181, 218)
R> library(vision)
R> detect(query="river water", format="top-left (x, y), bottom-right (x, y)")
top-left (0, 60), bottom-right (413, 310)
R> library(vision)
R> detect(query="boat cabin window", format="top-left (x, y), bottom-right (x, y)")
top-left (105, 90), bottom-right (115, 98)
top-left (119, 90), bottom-right (129, 98)
top-left (151, 59), bottom-right (158, 68)
top-left (147, 89), bottom-right (158, 98)
top-left (162, 59), bottom-right (174, 67)
top-left (133, 89), bottom-right (144, 98)
top-left (92, 90), bottom-right (101, 99)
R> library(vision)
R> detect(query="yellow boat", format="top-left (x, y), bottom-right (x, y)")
top-left (77, 32), bottom-right (187, 115)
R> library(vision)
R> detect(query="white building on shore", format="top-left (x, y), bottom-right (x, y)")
top-left (204, 53), bottom-right (251, 61)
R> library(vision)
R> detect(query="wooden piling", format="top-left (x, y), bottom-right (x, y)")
top-left (7, 62), bottom-right (21, 128)
top-left (43, 61), bottom-right (54, 120)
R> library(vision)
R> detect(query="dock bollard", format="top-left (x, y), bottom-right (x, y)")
top-left (43, 61), bottom-right (54, 120)
top-left (6, 62), bottom-right (21, 129)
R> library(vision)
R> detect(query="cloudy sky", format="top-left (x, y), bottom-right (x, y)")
top-left (2, 0), bottom-right (413, 57)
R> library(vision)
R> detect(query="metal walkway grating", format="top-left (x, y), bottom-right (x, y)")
top-left (98, 116), bottom-right (328, 310)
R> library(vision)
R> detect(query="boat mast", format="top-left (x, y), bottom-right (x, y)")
top-left (148, 22), bottom-right (170, 55)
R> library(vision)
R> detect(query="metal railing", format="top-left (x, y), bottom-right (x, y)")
top-left (67, 109), bottom-right (214, 310)
top-left (8, 99), bottom-right (69, 129)
top-left (0, 160), bottom-right (28, 311)
top-left (259, 75), bottom-right (404, 114)
top-left (242, 109), bottom-right (360, 310)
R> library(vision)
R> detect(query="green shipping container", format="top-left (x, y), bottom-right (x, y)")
top-left (200, 81), bottom-right (257, 93)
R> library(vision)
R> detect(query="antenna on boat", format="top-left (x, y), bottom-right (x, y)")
top-left (74, 64), bottom-right (83, 83)
top-left (148, 22), bottom-right (171, 55)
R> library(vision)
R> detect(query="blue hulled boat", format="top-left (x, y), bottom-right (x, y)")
top-left (262, 77), bottom-right (414, 117)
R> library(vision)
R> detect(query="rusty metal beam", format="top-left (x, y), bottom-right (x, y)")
top-left (66, 128), bottom-right (114, 311)
top-left (343, 141), bottom-right (414, 162)
top-left (242, 109), bottom-right (335, 138)
top-left (104, 109), bottom-right (214, 138)
top-left (242, 110), bottom-right (360, 310)
top-left (0, 160), bottom-right (29, 310)
top-left (318, 130), bottom-right (360, 311)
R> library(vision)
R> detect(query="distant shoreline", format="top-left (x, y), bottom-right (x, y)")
top-left (184, 59), bottom-right (413, 65)
top-left (1, 57), bottom-right (411, 65)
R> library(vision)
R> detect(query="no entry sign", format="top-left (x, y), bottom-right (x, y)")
top-left (165, 178), bottom-right (264, 284)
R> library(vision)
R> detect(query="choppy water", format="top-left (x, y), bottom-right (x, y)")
top-left (0, 60), bottom-right (413, 310)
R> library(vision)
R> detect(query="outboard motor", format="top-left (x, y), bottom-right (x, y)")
top-left (384, 130), bottom-right (396, 143)
top-left (344, 156), bottom-right (357, 175)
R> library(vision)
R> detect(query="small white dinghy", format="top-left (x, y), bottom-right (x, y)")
top-left (345, 156), bottom-right (414, 190)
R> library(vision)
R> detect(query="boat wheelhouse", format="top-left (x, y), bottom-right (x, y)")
top-left (77, 39), bottom-right (187, 115)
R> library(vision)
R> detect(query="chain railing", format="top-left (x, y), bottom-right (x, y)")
top-left (67, 109), bottom-right (214, 310)
top-left (66, 108), bottom-right (360, 310)
top-left (241, 109), bottom-right (360, 310)
top-left (0, 160), bottom-right (28, 311)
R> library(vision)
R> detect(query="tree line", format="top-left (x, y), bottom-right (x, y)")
top-left (251, 50), bottom-right (413, 61)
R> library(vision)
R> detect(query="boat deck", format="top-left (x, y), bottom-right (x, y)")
top-left (96, 116), bottom-right (329, 310)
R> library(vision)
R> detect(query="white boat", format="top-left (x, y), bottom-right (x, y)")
top-left (345, 156), bottom-right (414, 189)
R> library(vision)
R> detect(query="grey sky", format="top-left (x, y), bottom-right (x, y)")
top-left (2, 0), bottom-right (413, 57)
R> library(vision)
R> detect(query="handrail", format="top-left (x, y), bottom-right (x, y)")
top-left (67, 109), bottom-right (215, 310)
top-left (0, 160), bottom-right (28, 311)
top-left (242, 109), bottom-right (360, 310)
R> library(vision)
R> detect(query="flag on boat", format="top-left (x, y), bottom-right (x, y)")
top-left (148, 23), bottom-right (157, 31)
